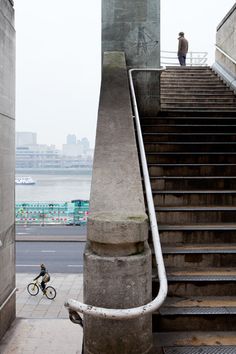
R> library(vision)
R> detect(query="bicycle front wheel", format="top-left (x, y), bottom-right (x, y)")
top-left (27, 283), bottom-right (39, 296)
top-left (45, 286), bottom-right (56, 300)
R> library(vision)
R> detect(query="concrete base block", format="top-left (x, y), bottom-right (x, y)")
top-left (84, 242), bottom-right (152, 354)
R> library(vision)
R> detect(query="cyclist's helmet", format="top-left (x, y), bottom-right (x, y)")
top-left (41, 263), bottom-right (46, 269)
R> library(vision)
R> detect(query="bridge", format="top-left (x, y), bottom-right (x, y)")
top-left (1, 0), bottom-right (236, 353)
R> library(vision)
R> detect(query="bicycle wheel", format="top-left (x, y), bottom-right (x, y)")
top-left (45, 286), bottom-right (56, 300)
top-left (27, 282), bottom-right (39, 296)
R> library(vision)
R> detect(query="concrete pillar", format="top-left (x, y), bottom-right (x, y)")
top-left (102, 0), bottom-right (161, 116)
top-left (0, 0), bottom-right (15, 342)
top-left (84, 52), bottom-right (152, 354)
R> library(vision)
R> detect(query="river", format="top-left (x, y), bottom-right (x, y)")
top-left (15, 174), bottom-right (92, 202)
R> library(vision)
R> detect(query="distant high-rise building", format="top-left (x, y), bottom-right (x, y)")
top-left (16, 132), bottom-right (37, 147)
top-left (81, 137), bottom-right (90, 150)
top-left (66, 134), bottom-right (77, 145)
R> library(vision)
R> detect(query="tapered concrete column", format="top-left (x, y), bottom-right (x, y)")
top-left (102, 0), bottom-right (161, 115)
top-left (0, 0), bottom-right (15, 341)
top-left (84, 52), bottom-right (152, 354)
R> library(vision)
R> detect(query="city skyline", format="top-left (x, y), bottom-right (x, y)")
top-left (16, 131), bottom-right (93, 150)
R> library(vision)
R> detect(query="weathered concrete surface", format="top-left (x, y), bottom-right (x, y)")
top-left (88, 52), bottom-right (148, 247)
top-left (0, 0), bottom-right (15, 342)
top-left (102, 0), bottom-right (160, 68)
top-left (84, 243), bottom-right (152, 354)
top-left (102, 0), bottom-right (161, 115)
top-left (84, 52), bottom-right (152, 353)
top-left (215, 3), bottom-right (236, 78)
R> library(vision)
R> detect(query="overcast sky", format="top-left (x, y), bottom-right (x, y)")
top-left (15, 0), bottom-right (235, 148)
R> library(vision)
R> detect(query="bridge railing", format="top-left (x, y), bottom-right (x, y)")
top-left (15, 200), bottom-right (89, 225)
top-left (161, 50), bottom-right (208, 66)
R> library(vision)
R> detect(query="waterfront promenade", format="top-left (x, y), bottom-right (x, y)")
top-left (0, 226), bottom-right (86, 353)
top-left (0, 273), bottom-right (84, 353)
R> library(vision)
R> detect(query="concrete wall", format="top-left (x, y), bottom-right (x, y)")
top-left (0, 0), bottom-right (15, 341)
top-left (102, 0), bottom-right (160, 68)
top-left (214, 4), bottom-right (236, 90)
top-left (84, 52), bottom-right (152, 354)
top-left (102, 0), bottom-right (161, 116)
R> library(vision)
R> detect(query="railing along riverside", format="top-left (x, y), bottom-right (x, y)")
top-left (215, 45), bottom-right (236, 65)
top-left (65, 67), bottom-right (168, 321)
top-left (161, 50), bottom-right (208, 66)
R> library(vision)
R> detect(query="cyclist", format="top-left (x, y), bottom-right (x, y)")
top-left (34, 264), bottom-right (50, 294)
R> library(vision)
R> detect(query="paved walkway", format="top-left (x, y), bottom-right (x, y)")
top-left (0, 273), bottom-right (84, 353)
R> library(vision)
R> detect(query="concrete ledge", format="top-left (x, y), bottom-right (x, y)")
top-left (212, 62), bottom-right (236, 93)
top-left (88, 211), bottom-right (148, 246)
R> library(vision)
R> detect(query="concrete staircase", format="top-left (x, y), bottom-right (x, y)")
top-left (141, 67), bottom-right (236, 354)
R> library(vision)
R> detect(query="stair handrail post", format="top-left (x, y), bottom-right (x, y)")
top-left (190, 51), bottom-right (193, 66)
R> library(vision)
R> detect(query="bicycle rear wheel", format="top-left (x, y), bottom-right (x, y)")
top-left (27, 283), bottom-right (39, 296)
top-left (45, 286), bottom-right (56, 300)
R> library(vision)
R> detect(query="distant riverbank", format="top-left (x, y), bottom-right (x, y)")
top-left (16, 168), bottom-right (92, 175)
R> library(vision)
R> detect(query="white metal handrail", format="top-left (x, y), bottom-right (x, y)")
top-left (161, 50), bottom-right (208, 66)
top-left (65, 67), bottom-right (168, 320)
top-left (0, 288), bottom-right (18, 312)
top-left (215, 45), bottom-right (236, 65)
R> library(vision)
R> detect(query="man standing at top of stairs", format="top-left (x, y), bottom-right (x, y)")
top-left (178, 31), bottom-right (189, 66)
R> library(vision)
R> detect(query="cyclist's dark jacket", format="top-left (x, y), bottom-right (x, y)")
top-left (34, 269), bottom-right (46, 281)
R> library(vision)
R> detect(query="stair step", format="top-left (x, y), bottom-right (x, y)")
top-left (160, 245), bottom-right (236, 268)
top-left (159, 223), bottom-right (236, 231)
top-left (161, 348), bottom-right (236, 354)
top-left (150, 176), bottom-right (236, 190)
top-left (161, 87), bottom-right (231, 91)
top-left (153, 296), bottom-right (236, 331)
top-left (145, 142), bottom-right (236, 153)
top-left (153, 331), bottom-right (236, 349)
top-left (152, 190), bottom-right (236, 206)
top-left (147, 153), bottom-right (236, 164)
top-left (161, 96), bottom-right (236, 101)
top-left (158, 225), bottom-right (236, 244)
top-left (141, 117), bottom-right (236, 125)
top-left (160, 84), bottom-right (226, 88)
top-left (160, 108), bottom-right (236, 112)
top-left (161, 92), bottom-right (234, 97)
top-left (161, 78), bottom-right (223, 82)
top-left (166, 267), bottom-right (236, 281)
top-left (159, 296), bottom-right (236, 315)
top-left (144, 133), bottom-right (236, 142)
top-left (159, 111), bottom-right (236, 117)
top-left (156, 206), bottom-right (236, 224)
top-left (149, 164), bottom-right (236, 177)
top-left (142, 124), bottom-right (236, 133)
top-left (155, 195), bottom-right (236, 207)
top-left (154, 190), bottom-right (236, 194)
top-left (162, 244), bottom-right (236, 254)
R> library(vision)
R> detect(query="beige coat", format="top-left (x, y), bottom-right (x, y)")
top-left (178, 37), bottom-right (188, 55)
